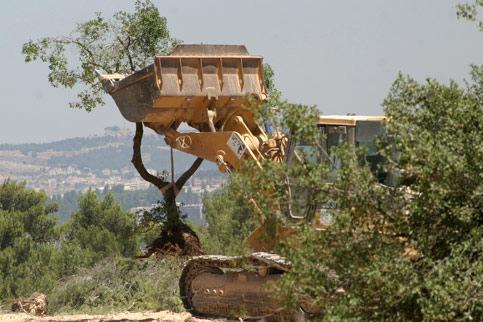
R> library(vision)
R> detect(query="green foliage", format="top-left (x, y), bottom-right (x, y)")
top-left (200, 187), bottom-right (256, 255)
top-left (383, 71), bottom-right (482, 259)
top-left (48, 257), bottom-right (184, 314)
top-left (22, 0), bottom-right (178, 111)
top-left (276, 69), bottom-right (483, 321)
top-left (0, 181), bottom-right (144, 307)
top-left (137, 197), bottom-right (182, 229)
top-left (198, 104), bottom-right (324, 256)
top-left (66, 191), bottom-right (139, 260)
top-left (281, 102), bottom-right (321, 144)
top-left (205, 61), bottom-right (482, 320)
top-left (457, 0), bottom-right (483, 31)
top-left (0, 180), bottom-right (60, 299)
top-left (263, 63), bottom-right (282, 110)
top-left (230, 101), bottom-right (326, 222)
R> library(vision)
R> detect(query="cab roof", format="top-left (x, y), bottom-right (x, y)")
top-left (318, 115), bottom-right (385, 126)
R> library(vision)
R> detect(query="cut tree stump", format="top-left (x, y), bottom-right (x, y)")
top-left (11, 292), bottom-right (48, 316)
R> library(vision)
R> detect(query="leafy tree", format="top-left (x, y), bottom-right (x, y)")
top-left (201, 187), bottom-right (256, 255)
top-left (206, 5), bottom-right (482, 319)
top-left (22, 0), bottom-right (178, 111)
top-left (22, 0), bottom-right (206, 251)
top-left (0, 181), bottom-right (186, 312)
top-left (66, 191), bottom-right (139, 260)
top-left (457, 0), bottom-right (483, 98)
top-left (457, 0), bottom-right (483, 31)
top-left (0, 180), bottom-right (60, 299)
top-left (211, 44), bottom-right (482, 320)
top-left (0, 182), bottom-right (133, 300)
top-left (227, 100), bottom-right (325, 237)
top-left (271, 69), bottom-right (482, 321)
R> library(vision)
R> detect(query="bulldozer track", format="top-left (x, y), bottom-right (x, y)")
top-left (179, 252), bottom-right (298, 321)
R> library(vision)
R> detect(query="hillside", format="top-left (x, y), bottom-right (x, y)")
top-left (0, 126), bottom-right (225, 223)
top-left (0, 126), bottom-right (222, 194)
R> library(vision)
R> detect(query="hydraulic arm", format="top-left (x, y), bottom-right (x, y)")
top-left (99, 44), bottom-right (285, 174)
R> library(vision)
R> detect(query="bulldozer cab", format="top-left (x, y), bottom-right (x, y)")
top-left (284, 115), bottom-right (387, 221)
top-left (320, 115), bottom-right (386, 181)
top-left (287, 115), bottom-right (386, 179)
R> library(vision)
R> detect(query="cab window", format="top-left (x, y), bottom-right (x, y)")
top-left (356, 120), bottom-right (386, 183)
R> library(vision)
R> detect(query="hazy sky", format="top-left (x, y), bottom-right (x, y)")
top-left (0, 0), bottom-right (481, 143)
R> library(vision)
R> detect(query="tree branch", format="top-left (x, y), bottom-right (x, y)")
top-left (56, 38), bottom-right (112, 73)
top-left (132, 123), bottom-right (203, 201)
top-left (175, 157), bottom-right (203, 191)
top-left (131, 122), bottom-right (170, 190)
top-left (117, 36), bottom-right (135, 72)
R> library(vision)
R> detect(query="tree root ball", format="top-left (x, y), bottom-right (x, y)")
top-left (139, 226), bottom-right (204, 258)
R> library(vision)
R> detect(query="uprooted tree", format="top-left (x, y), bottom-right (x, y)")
top-left (22, 0), bottom-right (203, 255)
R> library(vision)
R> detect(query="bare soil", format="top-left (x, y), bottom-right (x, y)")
top-left (0, 310), bottom-right (230, 322)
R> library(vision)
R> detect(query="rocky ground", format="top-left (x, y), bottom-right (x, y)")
top-left (0, 310), bottom-right (231, 322)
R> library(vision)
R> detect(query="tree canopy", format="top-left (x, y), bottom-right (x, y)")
top-left (22, 0), bottom-right (178, 111)
top-left (0, 180), bottom-right (141, 301)
top-left (212, 22), bottom-right (483, 319)
top-left (457, 0), bottom-right (483, 31)
top-left (66, 191), bottom-right (139, 260)
top-left (21, 0), bottom-right (204, 248)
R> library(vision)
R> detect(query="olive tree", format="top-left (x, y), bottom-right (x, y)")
top-left (22, 0), bottom-right (177, 111)
top-left (22, 0), bottom-right (205, 251)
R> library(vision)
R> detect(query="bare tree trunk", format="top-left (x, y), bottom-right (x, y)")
top-left (131, 122), bottom-right (170, 190)
top-left (131, 122), bottom-right (204, 255)
top-left (131, 122), bottom-right (203, 197)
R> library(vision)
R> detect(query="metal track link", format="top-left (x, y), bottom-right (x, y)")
top-left (183, 252), bottom-right (290, 272)
top-left (248, 252), bottom-right (291, 271)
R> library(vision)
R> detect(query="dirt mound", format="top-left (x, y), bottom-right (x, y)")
top-left (138, 226), bottom-right (204, 258)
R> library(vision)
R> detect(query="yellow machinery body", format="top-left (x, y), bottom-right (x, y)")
top-left (100, 44), bottom-right (282, 174)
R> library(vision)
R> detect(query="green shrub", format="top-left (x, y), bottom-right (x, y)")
top-left (66, 191), bottom-right (140, 261)
top-left (48, 257), bottom-right (185, 314)
top-left (200, 187), bottom-right (256, 256)
top-left (0, 181), bottom-right (144, 305)
top-left (0, 180), bottom-right (60, 299)
top-left (276, 69), bottom-right (483, 321)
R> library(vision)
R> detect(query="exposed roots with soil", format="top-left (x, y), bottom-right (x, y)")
top-left (138, 225), bottom-right (204, 257)
top-left (131, 122), bottom-right (205, 258)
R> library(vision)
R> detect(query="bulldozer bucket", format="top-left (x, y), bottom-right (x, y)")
top-left (100, 44), bottom-right (265, 130)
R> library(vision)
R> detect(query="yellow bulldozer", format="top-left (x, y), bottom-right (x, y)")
top-left (99, 44), bottom-right (386, 320)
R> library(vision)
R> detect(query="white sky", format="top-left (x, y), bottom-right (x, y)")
top-left (0, 0), bottom-right (481, 143)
